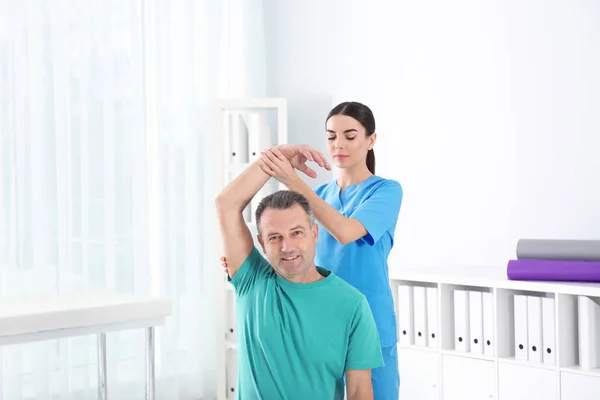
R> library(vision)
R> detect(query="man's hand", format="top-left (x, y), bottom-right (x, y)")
top-left (272, 144), bottom-right (331, 178)
top-left (259, 148), bottom-right (302, 187)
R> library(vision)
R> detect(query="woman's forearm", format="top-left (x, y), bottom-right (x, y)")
top-left (287, 178), bottom-right (367, 245)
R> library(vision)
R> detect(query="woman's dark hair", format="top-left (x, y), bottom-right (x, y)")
top-left (326, 101), bottom-right (376, 174)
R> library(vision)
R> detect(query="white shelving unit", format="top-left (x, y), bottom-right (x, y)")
top-left (212, 98), bottom-right (288, 400)
top-left (390, 265), bottom-right (600, 400)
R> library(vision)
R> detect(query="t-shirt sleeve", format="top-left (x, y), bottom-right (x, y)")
top-left (350, 180), bottom-right (403, 246)
top-left (228, 246), bottom-right (272, 296)
top-left (345, 297), bottom-right (384, 371)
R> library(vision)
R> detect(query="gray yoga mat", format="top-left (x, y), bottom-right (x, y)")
top-left (517, 239), bottom-right (600, 261)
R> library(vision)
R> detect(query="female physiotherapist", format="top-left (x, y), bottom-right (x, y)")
top-left (222, 102), bottom-right (403, 399)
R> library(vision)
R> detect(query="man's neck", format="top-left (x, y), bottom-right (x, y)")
top-left (279, 265), bottom-right (324, 284)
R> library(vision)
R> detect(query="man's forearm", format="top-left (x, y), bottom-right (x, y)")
top-left (215, 159), bottom-right (272, 212)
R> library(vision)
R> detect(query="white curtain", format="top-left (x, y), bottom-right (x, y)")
top-left (0, 0), bottom-right (265, 399)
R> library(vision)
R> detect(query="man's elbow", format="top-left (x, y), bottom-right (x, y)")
top-left (215, 194), bottom-right (232, 218)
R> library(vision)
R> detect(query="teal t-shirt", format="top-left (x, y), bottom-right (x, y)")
top-left (229, 246), bottom-right (384, 400)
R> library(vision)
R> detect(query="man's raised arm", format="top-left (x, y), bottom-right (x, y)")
top-left (215, 159), bottom-right (272, 279)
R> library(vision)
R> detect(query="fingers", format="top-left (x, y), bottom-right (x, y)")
top-left (259, 161), bottom-right (275, 176)
top-left (269, 147), bottom-right (290, 163)
top-left (300, 149), bottom-right (315, 163)
top-left (300, 148), bottom-right (332, 171)
top-left (297, 164), bottom-right (317, 179)
top-left (261, 150), bottom-right (279, 167)
top-left (316, 151), bottom-right (332, 170)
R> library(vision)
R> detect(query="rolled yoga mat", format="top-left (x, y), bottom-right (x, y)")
top-left (507, 259), bottom-right (600, 282)
top-left (516, 239), bottom-right (600, 261)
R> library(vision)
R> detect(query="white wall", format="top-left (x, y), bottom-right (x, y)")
top-left (263, 0), bottom-right (600, 269)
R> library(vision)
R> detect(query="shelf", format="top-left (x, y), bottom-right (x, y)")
top-left (392, 268), bottom-right (600, 399)
top-left (397, 343), bottom-right (439, 354)
top-left (440, 349), bottom-right (494, 362)
top-left (390, 265), bottom-right (600, 297)
top-left (498, 356), bottom-right (558, 371)
top-left (561, 365), bottom-right (600, 378)
top-left (226, 340), bottom-right (238, 351)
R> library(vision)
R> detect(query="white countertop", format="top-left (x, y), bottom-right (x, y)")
top-left (389, 264), bottom-right (600, 297)
top-left (0, 291), bottom-right (172, 345)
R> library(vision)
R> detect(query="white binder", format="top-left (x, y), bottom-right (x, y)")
top-left (398, 284), bottom-right (415, 345)
top-left (426, 287), bottom-right (439, 348)
top-left (413, 285), bottom-right (428, 346)
top-left (226, 349), bottom-right (238, 398)
top-left (578, 295), bottom-right (600, 369)
top-left (514, 294), bottom-right (529, 361)
top-left (224, 112), bottom-right (249, 165)
top-left (482, 291), bottom-right (494, 357)
top-left (454, 289), bottom-right (470, 352)
top-left (542, 297), bottom-right (556, 364)
top-left (226, 290), bottom-right (237, 342)
top-left (246, 111), bottom-right (273, 163)
top-left (246, 111), bottom-right (275, 218)
top-left (527, 296), bottom-right (543, 363)
top-left (469, 291), bottom-right (483, 355)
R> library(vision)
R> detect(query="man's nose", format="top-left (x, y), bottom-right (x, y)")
top-left (281, 238), bottom-right (292, 252)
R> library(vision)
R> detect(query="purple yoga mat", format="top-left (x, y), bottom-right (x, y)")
top-left (507, 259), bottom-right (600, 282)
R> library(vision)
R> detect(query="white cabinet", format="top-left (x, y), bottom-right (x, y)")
top-left (442, 355), bottom-right (495, 400)
top-left (398, 347), bottom-right (439, 400)
top-left (498, 362), bottom-right (558, 400)
top-left (561, 372), bottom-right (600, 400)
top-left (391, 267), bottom-right (600, 400)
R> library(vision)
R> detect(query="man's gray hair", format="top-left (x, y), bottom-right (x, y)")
top-left (255, 190), bottom-right (315, 235)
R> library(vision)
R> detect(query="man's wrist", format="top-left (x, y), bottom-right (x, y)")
top-left (287, 175), bottom-right (307, 194)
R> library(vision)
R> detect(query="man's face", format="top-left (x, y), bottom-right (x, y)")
top-left (258, 204), bottom-right (318, 280)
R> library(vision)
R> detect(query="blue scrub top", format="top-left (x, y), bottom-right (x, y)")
top-left (313, 174), bottom-right (403, 348)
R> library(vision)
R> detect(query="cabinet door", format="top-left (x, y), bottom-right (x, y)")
top-left (498, 362), bottom-right (558, 400)
top-left (561, 372), bottom-right (600, 400)
top-left (398, 347), bottom-right (439, 400)
top-left (442, 355), bottom-right (495, 400)
top-left (226, 349), bottom-right (238, 399)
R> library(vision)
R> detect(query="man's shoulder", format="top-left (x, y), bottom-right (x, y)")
top-left (325, 273), bottom-right (369, 304)
top-left (229, 246), bottom-right (275, 290)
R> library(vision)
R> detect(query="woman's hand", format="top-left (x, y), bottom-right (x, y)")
top-left (220, 256), bottom-right (229, 275)
top-left (259, 148), bottom-right (301, 187)
top-left (271, 144), bottom-right (331, 179)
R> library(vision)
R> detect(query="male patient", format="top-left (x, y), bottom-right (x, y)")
top-left (215, 156), bottom-right (384, 400)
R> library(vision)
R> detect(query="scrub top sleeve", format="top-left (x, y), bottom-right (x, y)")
top-left (350, 180), bottom-right (403, 246)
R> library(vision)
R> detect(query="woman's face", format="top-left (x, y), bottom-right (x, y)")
top-left (326, 114), bottom-right (375, 170)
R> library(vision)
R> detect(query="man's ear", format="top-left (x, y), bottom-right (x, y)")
top-left (312, 223), bottom-right (319, 243)
top-left (257, 234), bottom-right (266, 253)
